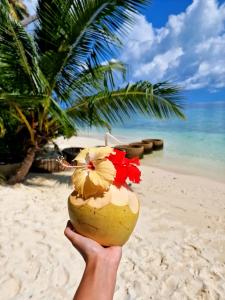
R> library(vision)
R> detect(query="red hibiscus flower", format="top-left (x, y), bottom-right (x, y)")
top-left (107, 149), bottom-right (141, 187)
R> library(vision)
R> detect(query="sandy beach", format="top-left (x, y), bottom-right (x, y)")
top-left (1, 136), bottom-right (225, 300)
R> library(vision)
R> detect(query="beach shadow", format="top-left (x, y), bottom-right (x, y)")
top-left (24, 171), bottom-right (73, 187)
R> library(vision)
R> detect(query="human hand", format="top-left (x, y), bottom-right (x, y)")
top-left (65, 221), bottom-right (122, 300)
top-left (64, 221), bottom-right (122, 268)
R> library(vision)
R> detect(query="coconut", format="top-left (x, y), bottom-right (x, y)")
top-left (68, 184), bottom-right (139, 246)
top-left (67, 146), bottom-right (141, 246)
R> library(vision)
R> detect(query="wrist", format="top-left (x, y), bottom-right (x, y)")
top-left (87, 252), bottom-right (120, 273)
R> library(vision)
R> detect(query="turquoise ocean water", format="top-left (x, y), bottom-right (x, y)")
top-left (81, 100), bottom-right (225, 182)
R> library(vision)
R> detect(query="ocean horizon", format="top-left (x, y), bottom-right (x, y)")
top-left (80, 99), bottom-right (225, 182)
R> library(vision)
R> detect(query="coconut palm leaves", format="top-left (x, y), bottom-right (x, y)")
top-left (35, 0), bottom-right (149, 95)
top-left (0, 117), bottom-right (6, 138)
top-left (9, 0), bottom-right (29, 21)
top-left (68, 82), bottom-right (184, 128)
top-left (0, 0), bottom-right (74, 140)
top-left (0, 0), bottom-right (47, 94)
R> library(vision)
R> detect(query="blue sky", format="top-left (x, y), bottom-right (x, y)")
top-left (144, 0), bottom-right (225, 27)
top-left (25, 0), bottom-right (225, 101)
top-left (121, 0), bottom-right (225, 101)
top-left (142, 0), bottom-right (193, 28)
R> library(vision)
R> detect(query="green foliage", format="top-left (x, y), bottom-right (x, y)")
top-left (68, 81), bottom-right (184, 128)
top-left (0, 0), bottom-right (48, 94)
top-left (0, 173), bottom-right (6, 184)
top-left (9, 0), bottom-right (29, 21)
top-left (34, 0), bottom-right (150, 92)
top-left (0, 117), bottom-right (6, 138)
top-left (0, 0), bottom-right (185, 164)
top-left (0, 109), bottom-right (26, 162)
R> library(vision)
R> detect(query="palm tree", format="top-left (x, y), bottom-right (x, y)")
top-left (0, 0), bottom-right (185, 184)
top-left (8, 0), bottom-right (29, 20)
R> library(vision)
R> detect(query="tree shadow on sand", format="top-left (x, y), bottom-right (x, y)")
top-left (24, 171), bottom-right (73, 187)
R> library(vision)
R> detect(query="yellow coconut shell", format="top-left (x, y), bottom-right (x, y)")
top-left (68, 185), bottom-right (140, 246)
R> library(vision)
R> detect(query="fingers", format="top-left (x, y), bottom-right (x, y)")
top-left (64, 221), bottom-right (75, 243)
top-left (64, 221), bottom-right (97, 258)
top-left (64, 221), bottom-right (82, 247)
top-left (65, 220), bottom-right (74, 233)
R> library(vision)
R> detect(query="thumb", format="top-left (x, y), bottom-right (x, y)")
top-left (64, 221), bottom-right (91, 259)
top-left (64, 221), bottom-right (82, 246)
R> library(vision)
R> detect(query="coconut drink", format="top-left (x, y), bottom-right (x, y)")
top-left (68, 146), bottom-right (141, 246)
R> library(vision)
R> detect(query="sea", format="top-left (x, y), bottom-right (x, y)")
top-left (80, 99), bottom-right (225, 182)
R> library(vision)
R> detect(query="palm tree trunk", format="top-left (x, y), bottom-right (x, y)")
top-left (8, 146), bottom-right (36, 184)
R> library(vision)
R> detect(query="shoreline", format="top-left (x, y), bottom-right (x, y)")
top-left (56, 135), bottom-right (225, 184)
top-left (143, 157), bottom-right (225, 184)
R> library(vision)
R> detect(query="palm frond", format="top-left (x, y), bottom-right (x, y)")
top-left (67, 81), bottom-right (185, 126)
top-left (0, 0), bottom-right (48, 94)
top-left (0, 93), bottom-right (48, 109)
top-left (34, 0), bottom-right (149, 91)
top-left (48, 98), bottom-right (77, 137)
top-left (0, 117), bottom-right (6, 138)
top-left (9, 0), bottom-right (29, 21)
top-left (56, 60), bottom-right (127, 104)
top-left (67, 100), bottom-right (111, 130)
top-left (13, 103), bottom-right (35, 144)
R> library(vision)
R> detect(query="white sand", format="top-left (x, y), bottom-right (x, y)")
top-left (1, 136), bottom-right (225, 300)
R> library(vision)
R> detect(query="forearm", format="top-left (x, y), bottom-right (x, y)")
top-left (74, 257), bottom-right (119, 300)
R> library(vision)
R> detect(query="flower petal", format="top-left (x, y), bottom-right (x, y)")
top-left (88, 170), bottom-right (104, 187)
top-left (74, 148), bottom-right (89, 164)
top-left (128, 165), bottom-right (141, 183)
top-left (72, 168), bottom-right (88, 196)
top-left (72, 169), bottom-right (105, 199)
top-left (95, 159), bottom-right (116, 181)
top-left (108, 149), bottom-right (126, 164)
top-left (113, 165), bottom-right (128, 187)
top-left (89, 160), bottom-right (115, 190)
top-left (89, 146), bottom-right (114, 161)
top-left (75, 147), bottom-right (114, 164)
top-left (83, 176), bottom-right (105, 199)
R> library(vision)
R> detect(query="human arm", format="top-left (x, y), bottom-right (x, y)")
top-left (64, 221), bottom-right (122, 300)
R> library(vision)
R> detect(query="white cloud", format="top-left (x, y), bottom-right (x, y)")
top-left (121, 0), bottom-right (225, 91)
top-left (121, 14), bottom-right (155, 62)
top-left (134, 48), bottom-right (184, 81)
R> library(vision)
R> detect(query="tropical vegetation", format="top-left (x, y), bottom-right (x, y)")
top-left (0, 0), bottom-right (185, 184)
top-left (8, 0), bottom-right (29, 21)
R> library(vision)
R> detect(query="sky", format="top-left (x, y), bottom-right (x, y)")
top-left (24, 0), bottom-right (225, 101)
top-left (120, 0), bottom-right (225, 101)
